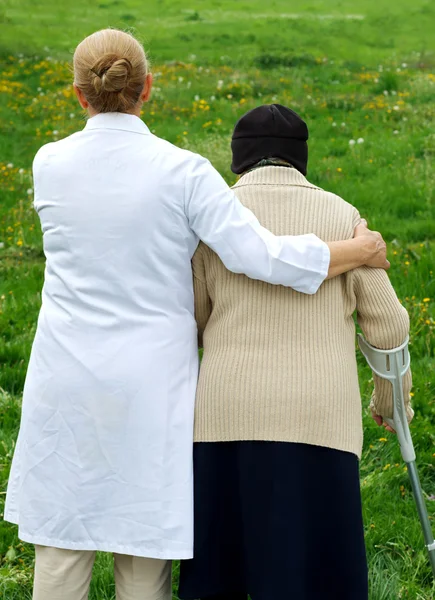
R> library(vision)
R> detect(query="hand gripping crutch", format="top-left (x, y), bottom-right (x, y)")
top-left (358, 335), bottom-right (435, 577)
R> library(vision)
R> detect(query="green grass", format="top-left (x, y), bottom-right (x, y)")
top-left (1, 0), bottom-right (435, 598)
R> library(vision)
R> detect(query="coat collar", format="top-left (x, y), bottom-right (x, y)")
top-left (84, 112), bottom-right (151, 135)
top-left (232, 165), bottom-right (321, 191)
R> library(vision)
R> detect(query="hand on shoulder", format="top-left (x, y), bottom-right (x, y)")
top-left (354, 219), bottom-right (390, 270)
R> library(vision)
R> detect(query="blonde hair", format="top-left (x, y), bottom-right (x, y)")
top-left (73, 29), bottom-right (149, 113)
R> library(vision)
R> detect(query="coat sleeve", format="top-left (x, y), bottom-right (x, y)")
top-left (184, 155), bottom-right (330, 295)
top-left (192, 244), bottom-right (212, 348)
top-left (32, 142), bottom-right (55, 212)
top-left (353, 267), bottom-right (413, 421)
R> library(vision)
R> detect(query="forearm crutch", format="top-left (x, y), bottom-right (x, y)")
top-left (358, 335), bottom-right (435, 577)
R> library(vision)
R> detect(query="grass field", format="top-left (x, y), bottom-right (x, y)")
top-left (1, 0), bottom-right (435, 598)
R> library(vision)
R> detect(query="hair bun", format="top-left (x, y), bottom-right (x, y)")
top-left (90, 53), bottom-right (132, 94)
top-left (74, 29), bottom-right (149, 113)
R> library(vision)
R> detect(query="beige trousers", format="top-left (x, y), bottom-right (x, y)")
top-left (33, 545), bottom-right (172, 600)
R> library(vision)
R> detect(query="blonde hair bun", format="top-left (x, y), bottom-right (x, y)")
top-left (73, 29), bottom-right (150, 113)
top-left (91, 54), bottom-right (133, 93)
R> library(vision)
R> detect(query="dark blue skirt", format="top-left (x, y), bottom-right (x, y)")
top-left (178, 441), bottom-right (368, 600)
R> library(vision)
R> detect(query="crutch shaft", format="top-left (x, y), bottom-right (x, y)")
top-left (407, 461), bottom-right (435, 576)
top-left (358, 335), bottom-right (435, 579)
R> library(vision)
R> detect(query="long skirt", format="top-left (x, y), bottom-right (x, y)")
top-left (178, 441), bottom-right (368, 600)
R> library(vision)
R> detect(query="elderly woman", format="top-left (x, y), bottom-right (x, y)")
top-left (4, 31), bottom-right (389, 600)
top-left (178, 105), bottom-right (413, 600)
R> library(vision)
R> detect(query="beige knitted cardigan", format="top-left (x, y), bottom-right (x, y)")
top-left (192, 166), bottom-right (412, 458)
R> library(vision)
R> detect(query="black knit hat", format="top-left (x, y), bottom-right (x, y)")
top-left (231, 104), bottom-right (309, 175)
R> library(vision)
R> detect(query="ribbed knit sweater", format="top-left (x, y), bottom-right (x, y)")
top-left (192, 166), bottom-right (412, 458)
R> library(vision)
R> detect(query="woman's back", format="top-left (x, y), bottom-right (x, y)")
top-left (10, 113), bottom-right (209, 558)
top-left (193, 166), bottom-right (408, 458)
top-left (36, 112), bottom-right (198, 332)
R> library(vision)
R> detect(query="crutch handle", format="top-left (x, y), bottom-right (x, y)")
top-left (358, 335), bottom-right (415, 463)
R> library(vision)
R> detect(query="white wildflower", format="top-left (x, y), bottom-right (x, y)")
top-left (393, 130), bottom-right (399, 135)
top-left (69, 113), bottom-right (75, 119)
top-left (402, 63), bottom-right (407, 68)
top-left (0, 242), bottom-right (4, 250)
top-left (383, 90), bottom-right (389, 96)
top-left (332, 122), bottom-right (337, 127)
top-left (178, 77), bottom-right (184, 83)
top-left (27, 188), bottom-right (33, 195)
top-left (341, 122), bottom-right (346, 127)
top-left (393, 105), bottom-right (400, 111)
top-left (19, 168), bottom-right (24, 174)
top-left (53, 130), bottom-right (59, 135)
top-left (357, 137), bottom-right (364, 144)
top-left (349, 139), bottom-right (356, 146)
top-left (210, 95), bottom-right (216, 101)
top-left (194, 95), bottom-right (200, 101)
top-left (7, 163), bottom-right (13, 168)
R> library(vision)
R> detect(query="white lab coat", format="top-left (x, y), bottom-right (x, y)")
top-left (5, 112), bottom-right (329, 559)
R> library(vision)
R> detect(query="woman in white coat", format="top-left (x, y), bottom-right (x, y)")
top-left (4, 29), bottom-right (388, 600)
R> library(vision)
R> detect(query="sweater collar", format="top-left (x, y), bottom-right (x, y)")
top-left (232, 165), bottom-right (321, 190)
top-left (84, 112), bottom-right (151, 135)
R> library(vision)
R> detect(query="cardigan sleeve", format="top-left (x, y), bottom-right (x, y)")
top-left (353, 267), bottom-right (413, 421)
top-left (192, 244), bottom-right (212, 349)
top-left (184, 155), bottom-right (330, 295)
